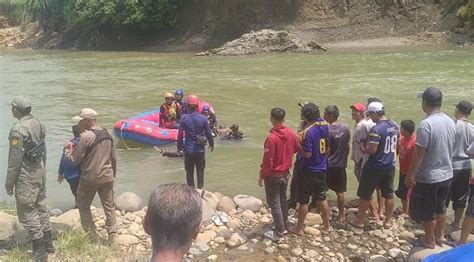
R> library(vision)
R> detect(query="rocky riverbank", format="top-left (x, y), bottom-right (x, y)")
top-left (1, 190), bottom-right (472, 261)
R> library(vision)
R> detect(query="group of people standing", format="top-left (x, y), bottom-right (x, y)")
top-left (259, 87), bottom-right (473, 247)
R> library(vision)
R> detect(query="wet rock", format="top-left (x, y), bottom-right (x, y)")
top-left (217, 196), bottom-right (236, 213)
top-left (115, 192), bottom-right (144, 212)
top-left (291, 247), bottom-right (303, 256)
top-left (233, 195), bottom-right (263, 212)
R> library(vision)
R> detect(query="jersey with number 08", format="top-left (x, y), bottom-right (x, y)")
top-left (365, 120), bottom-right (400, 169)
top-left (300, 118), bottom-right (330, 173)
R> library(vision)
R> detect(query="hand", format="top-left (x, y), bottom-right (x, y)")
top-left (65, 141), bottom-right (73, 151)
top-left (258, 177), bottom-right (264, 187)
top-left (209, 145), bottom-right (214, 152)
top-left (5, 185), bottom-right (14, 196)
top-left (57, 174), bottom-right (64, 183)
top-left (405, 175), bottom-right (415, 188)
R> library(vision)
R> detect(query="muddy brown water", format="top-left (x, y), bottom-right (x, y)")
top-left (0, 48), bottom-right (473, 210)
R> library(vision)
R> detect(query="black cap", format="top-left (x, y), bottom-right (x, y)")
top-left (455, 100), bottom-right (472, 115)
top-left (417, 87), bottom-right (442, 106)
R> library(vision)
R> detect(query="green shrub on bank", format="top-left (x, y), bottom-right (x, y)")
top-left (4, 245), bottom-right (29, 262)
top-left (1, 0), bottom-right (184, 30)
top-left (458, 0), bottom-right (474, 26)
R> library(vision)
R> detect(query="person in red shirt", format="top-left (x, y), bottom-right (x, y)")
top-left (259, 107), bottom-right (299, 241)
top-left (396, 120), bottom-right (416, 218)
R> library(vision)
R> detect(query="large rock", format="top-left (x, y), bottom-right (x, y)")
top-left (196, 230), bottom-right (217, 244)
top-left (202, 199), bottom-right (216, 222)
top-left (115, 192), bottom-right (144, 213)
top-left (197, 190), bottom-right (220, 210)
top-left (305, 213), bottom-right (322, 226)
top-left (233, 195), bottom-right (263, 212)
top-left (0, 211), bottom-right (16, 248)
top-left (450, 230), bottom-right (474, 242)
top-left (205, 29), bottom-right (326, 56)
top-left (226, 232), bottom-right (247, 247)
top-left (50, 208), bottom-right (81, 234)
top-left (115, 234), bottom-right (139, 246)
top-left (217, 196), bottom-right (236, 213)
top-left (408, 245), bottom-right (451, 262)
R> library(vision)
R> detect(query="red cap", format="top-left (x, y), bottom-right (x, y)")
top-left (187, 94), bottom-right (199, 106)
top-left (350, 103), bottom-right (366, 112)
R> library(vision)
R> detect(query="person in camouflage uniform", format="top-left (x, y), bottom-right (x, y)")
top-left (5, 96), bottom-right (54, 262)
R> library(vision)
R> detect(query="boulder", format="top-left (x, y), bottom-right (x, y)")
top-left (450, 230), bottom-right (474, 242)
top-left (217, 196), bottom-right (236, 213)
top-left (304, 227), bottom-right (321, 236)
top-left (226, 232), bottom-right (247, 247)
top-left (0, 211), bottom-right (16, 248)
top-left (196, 230), bottom-right (217, 244)
top-left (305, 213), bottom-right (322, 226)
top-left (115, 192), bottom-right (144, 213)
top-left (408, 245), bottom-right (451, 262)
top-left (202, 199), bottom-right (216, 222)
top-left (241, 210), bottom-right (256, 220)
top-left (49, 209), bottom-right (81, 235)
top-left (197, 190), bottom-right (220, 210)
top-left (233, 195), bottom-right (263, 212)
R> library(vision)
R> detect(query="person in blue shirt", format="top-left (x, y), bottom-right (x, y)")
top-left (175, 89), bottom-right (188, 116)
top-left (177, 94), bottom-right (214, 189)
top-left (353, 102), bottom-right (400, 230)
top-left (58, 125), bottom-right (81, 202)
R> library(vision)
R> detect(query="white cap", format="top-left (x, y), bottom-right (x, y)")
top-left (366, 102), bottom-right (384, 112)
top-left (72, 108), bottom-right (98, 122)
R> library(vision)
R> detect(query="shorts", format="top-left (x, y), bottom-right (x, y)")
top-left (446, 169), bottom-right (471, 210)
top-left (395, 173), bottom-right (409, 200)
top-left (296, 170), bottom-right (327, 204)
top-left (357, 165), bottom-right (395, 201)
top-left (466, 184), bottom-right (474, 217)
top-left (327, 167), bottom-right (347, 193)
top-left (409, 178), bottom-right (452, 222)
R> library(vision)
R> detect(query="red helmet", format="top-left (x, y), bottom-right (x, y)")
top-left (187, 94), bottom-right (199, 106)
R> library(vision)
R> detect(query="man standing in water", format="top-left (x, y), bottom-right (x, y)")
top-left (406, 87), bottom-right (455, 249)
top-left (259, 108), bottom-right (299, 241)
top-left (289, 102), bottom-right (332, 234)
top-left (66, 108), bottom-right (118, 242)
top-left (6, 96), bottom-right (53, 261)
top-left (324, 105), bottom-right (351, 223)
top-left (353, 102), bottom-right (399, 229)
top-left (178, 94), bottom-right (214, 189)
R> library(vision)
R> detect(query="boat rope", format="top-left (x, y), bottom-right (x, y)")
top-left (118, 121), bottom-right (141, 151)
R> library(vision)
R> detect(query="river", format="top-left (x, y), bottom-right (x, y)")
top-left (0, 47), bottom-right (473, 210)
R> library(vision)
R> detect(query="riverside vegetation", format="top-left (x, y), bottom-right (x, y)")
top-left (1, 191), bottom-right (471, 262)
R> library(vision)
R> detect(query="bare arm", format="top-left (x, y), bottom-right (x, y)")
top-left (405, 145), bottom-right (426, 188)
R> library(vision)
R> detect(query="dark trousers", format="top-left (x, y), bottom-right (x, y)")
top-left (288, 158), bottom-right (302, 206)
top-left (68, 180), bottom-right (79, 199)
top-left (185, 152), bottom-right (206, 189)
top-left (264, 174), bottom-right (289, 235)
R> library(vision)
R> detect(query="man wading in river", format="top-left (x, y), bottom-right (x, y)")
top-left (66, 108), bottom-right (118, 242)
top-left (178, 95), bottom-right (214, 189)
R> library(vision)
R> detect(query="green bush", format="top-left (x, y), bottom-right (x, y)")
top-left (458, 0), bottom-right (474, 26)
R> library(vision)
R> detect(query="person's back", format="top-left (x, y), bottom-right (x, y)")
top-left (300, 119), bottom-right (329, 172)
top-left (452, 119), bottom-right (474, 171)
top-left (328, 122), bottom-right (350, 168)
top-left (415, 112), bottom-right (456, 183)
top-left (59, 137), bottom-right (81, 182)
top-left (260, 124), bottom-right (298, 176)
top-left (179, 112), bottom-right (212, 153)
top-left (365, 120), bottom-right (399, 169)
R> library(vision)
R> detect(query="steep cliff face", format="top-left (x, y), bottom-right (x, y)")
top-left (36, 0), bottom-right (465, 50)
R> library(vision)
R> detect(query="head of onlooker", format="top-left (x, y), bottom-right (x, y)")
top-left (144, 184), bottom-right (202, 262)
top-left (419, 87), bottom-right (442, 113)
top-left (323, 105), bottom-right (339, 124)
top-left (11, 96), bottom-right (32, 119)
top-left (366, 102), bottom-right (385, 122)
top-left (175, 89), bottom-right (184, 102)
top-left (72, 108), bottom-right (97, 131)
top-left (367, 97), bottom-right (382, 106)
top-left (350, 103), bottom-right (366, 123)
top-left (454, 100), bottom-right (472, 120)
top-left (201, 105), bottom-right (210, 117)
top-left (187, 94), bottom-right (199, 112)
top-left (400, 120), bottom-right (415, 138)
top-left (270, 108), bottom-right (286, 126)
top-left (300, 102), bottom-right (320, 122)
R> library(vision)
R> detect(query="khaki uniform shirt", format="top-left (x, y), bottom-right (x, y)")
top-left (67, 126), bottom-right (116, 184)
top-left (6, 115), bottom-right (46, 188)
